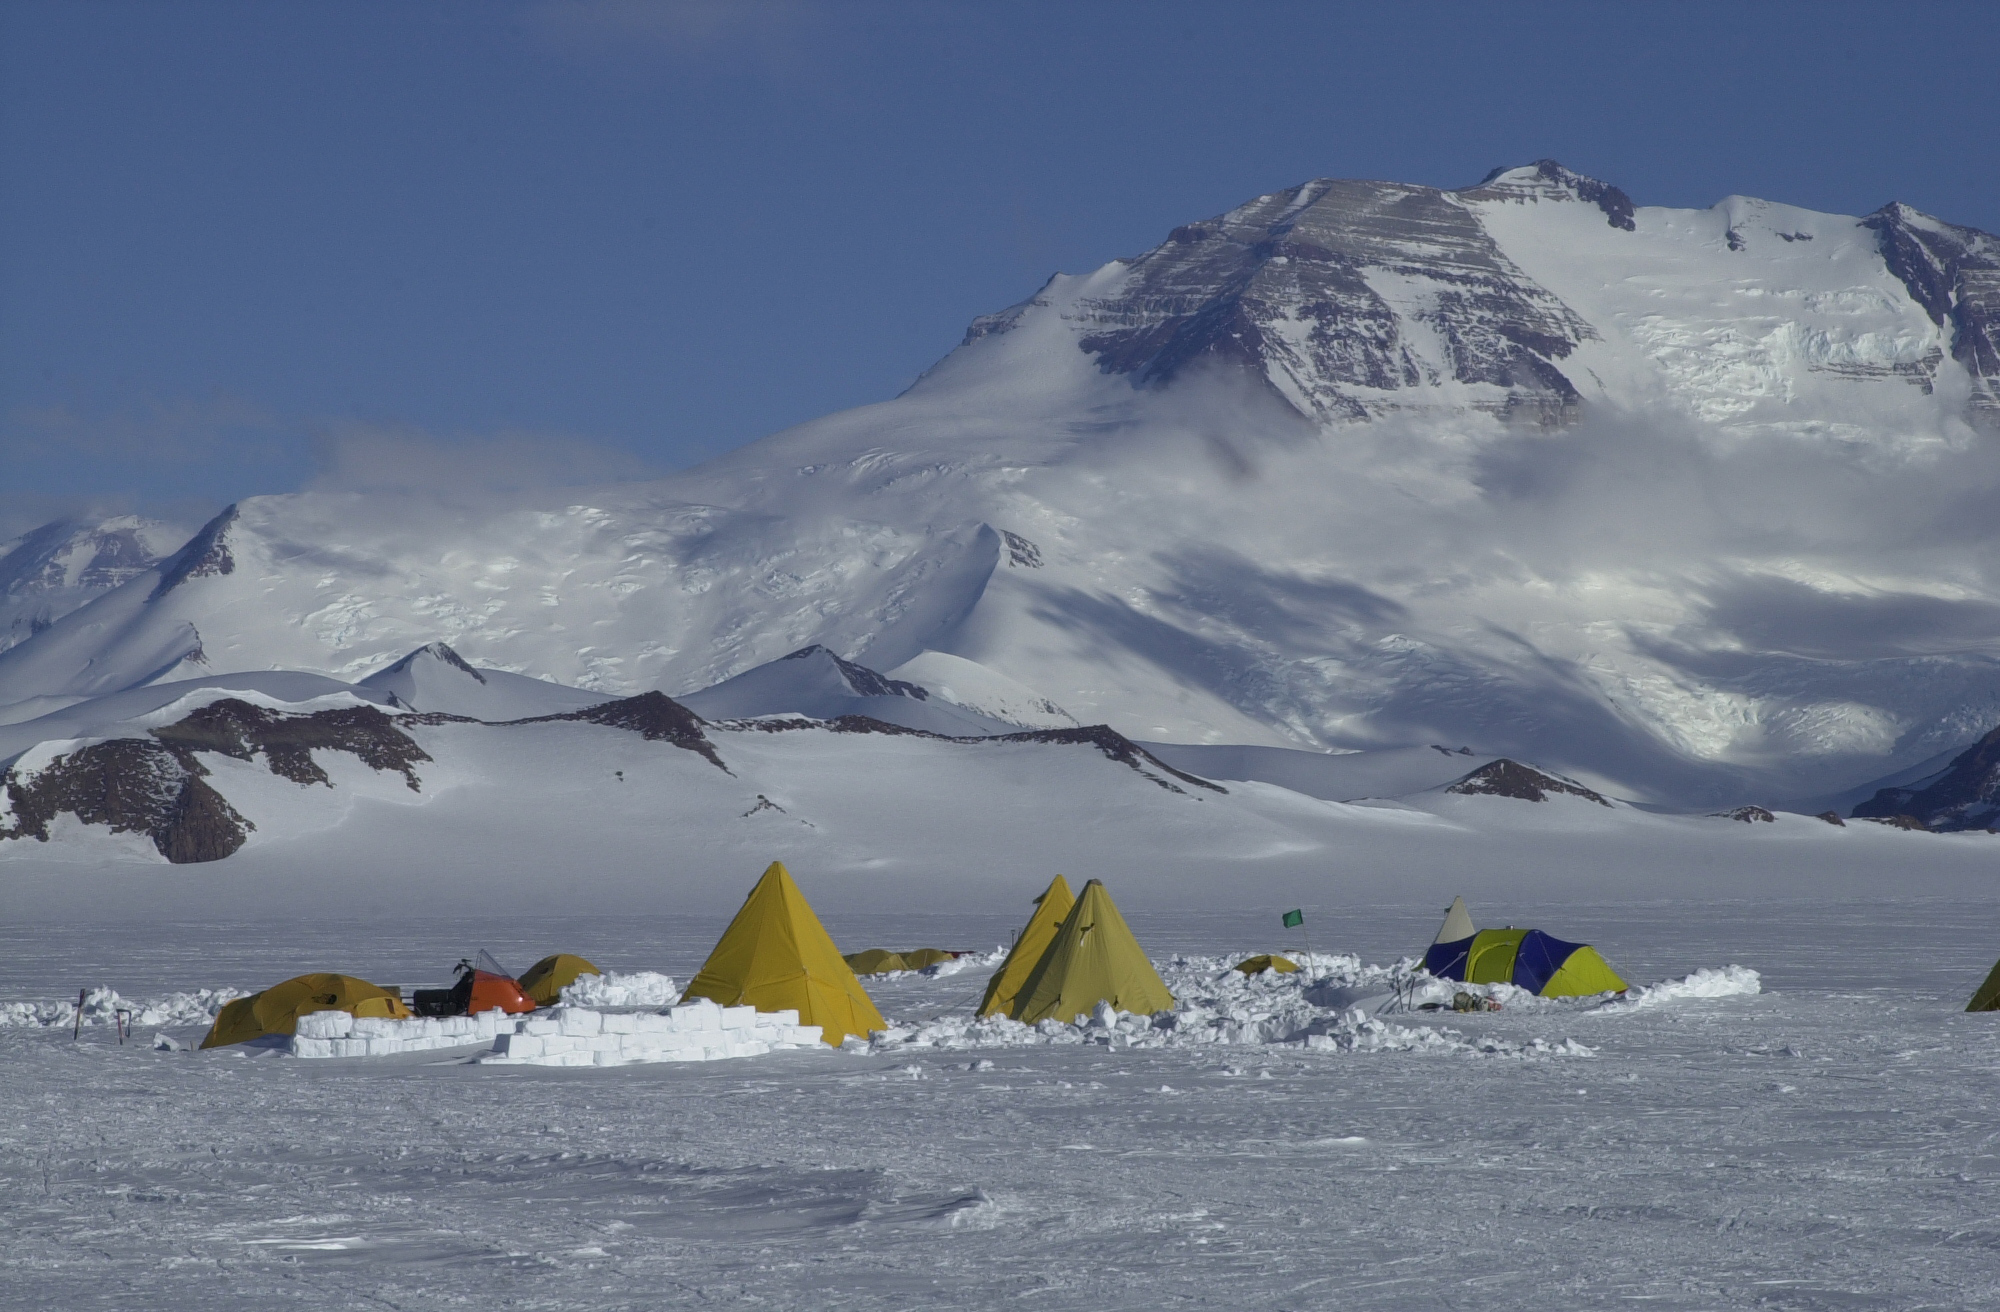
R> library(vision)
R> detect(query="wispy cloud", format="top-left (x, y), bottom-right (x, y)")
top-left (306, 421), bottom-right (661, 497)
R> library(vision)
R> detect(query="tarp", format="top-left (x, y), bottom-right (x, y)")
top-left (201, 973), bottom-right (410, 1049)
top-left (517, 953), bottom-right (602, 1008)
top-left (682, 861), bottom-right (884, 1045)
top-left (1012, 879), bottom-right (1174, 1024)
top-left (1424, 927), bottom-right (1627, 998)
top-left (977, 875), bottom-right (1075, 1018)
top-left (1233, 954), bottom-right (1298, 975)
top-left (1968, 957), bottom-right (2000, 1012)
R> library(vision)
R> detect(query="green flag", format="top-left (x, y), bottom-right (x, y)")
top-left (1281, 909), bottom-right (1304, 929)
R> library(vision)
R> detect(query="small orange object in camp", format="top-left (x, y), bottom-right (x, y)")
top-left (465, 970), bottom-right (537, 1015)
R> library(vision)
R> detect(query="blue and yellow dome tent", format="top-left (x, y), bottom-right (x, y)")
top-left (1422, 899), bottom-right (1626, 997)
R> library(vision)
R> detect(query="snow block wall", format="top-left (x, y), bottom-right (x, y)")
top-left (288, 1001), bottom-right (824, 1063)
top-left (290, 1008), bottom-right (516, 1057)
top-left (482, 1000), bottom-right (823, 1067)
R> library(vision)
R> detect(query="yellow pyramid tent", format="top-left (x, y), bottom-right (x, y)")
top-left (1012, 879), bottom-right (1174, 1024)
top-left (201, 973), bottom-right (410, 1049)
top-left (517, 953), bottom-right (602, 1008)
top-left (977, 874), bottom-right (1075, 1018)
top-left (1967, 957), bottom-right (2000, 1012)
top-left (681, 862), bottom-right (884, 1046)
top-left (1232, 954), bottom-right (1298, 975)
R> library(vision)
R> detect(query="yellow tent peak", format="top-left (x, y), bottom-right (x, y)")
top-left (681, 861), bottom-right (884, 1046)
top-left (977, 874), bottom-right (1076, 1018)
top-left (1012, 878), bottom-right (1173, 1025)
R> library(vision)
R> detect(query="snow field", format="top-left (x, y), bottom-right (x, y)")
top-left (3, 901), bottom-right (1995, 1309)
top-left (482, 999), bottom-right (823, 1066)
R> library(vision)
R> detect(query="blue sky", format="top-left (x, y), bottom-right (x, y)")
top-left (3, 0), bottom-right (1997, 531)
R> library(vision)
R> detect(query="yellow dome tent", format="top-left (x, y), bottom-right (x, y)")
top-left (681, 861), bottom-right (884, 1046)
top-left (977, 874), bottom-right (1075, 1018)
top-left (201, 973), bottom-right (411, 1049)
top-left (517, 953), bottom-right (602, 1007)
top-left (843, 949), bottom-right (908, 976)
top-left (1232, 954), bottom-right (1298, 975)
top-left (899, 948), bottom-right (958, 970)
top-left (1012, 879), bottom-right (1174, 1024)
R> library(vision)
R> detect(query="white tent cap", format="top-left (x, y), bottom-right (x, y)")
top-left (1433, 896), bottom-right (1475, 944)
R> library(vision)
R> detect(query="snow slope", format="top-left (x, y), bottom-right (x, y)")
top-left (678, 645), bottom-right (1024, 735)
top-left (4, 163), bottom-right (2000, 807)
top-left (357, 642), bottom-right (611, 719)
top-left (0, 515), bottom-right (185, 655)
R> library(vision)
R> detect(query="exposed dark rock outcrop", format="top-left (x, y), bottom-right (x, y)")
top-left (1862, 203), bottom-right (2000, 423)
top-left (1852, 723), bottom-right (2000, 831)
top-left (152, 698), bottom-right (430, 790)
top-left (1062, 168), bottom-right (1600, 427)
top-left (1463, 159), bottom-right (1638, 231)
top-left (1445, 759), bottom-right (1610, 806)
top-left (784, 644), bottom-right (930, 700)
top-left (991, 725), bottom-right (1227, 795)
top-left (370, 641), bottom-right (487, 684)
top-left (148, 505), bottom-right (238, 601)
top-left (1713, 806), bottom-right (1775, 823)
top-left (716, 713), bottom-right (1223, 795)
top-left (1, 697), bottom-right (436, 863)
top-left (1816, 811), bottom-right (1846, 827)
top-left (1001, 531), bottom-right (1043, 568)
top-left (1, 738), bottom-right (254, 863)
top-left (1860, 814), bottom-right (1932, 831)
top-left (517, 691), bottom-right (728, 771)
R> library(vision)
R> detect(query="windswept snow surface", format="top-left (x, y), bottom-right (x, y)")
top-left (1, 900), bottom-right (1997, 1309)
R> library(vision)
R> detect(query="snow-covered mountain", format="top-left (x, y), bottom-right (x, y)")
top-left (4, 161), bottom-right (1999, 809)
top-left (0, 516), bottom-right (186, 656)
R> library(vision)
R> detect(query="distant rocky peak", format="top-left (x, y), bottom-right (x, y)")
top-left (1852, 722), bottom-right (2000, 831)
top-left (783, 645), bottom-right (929, 701)
top-left (385, 642), bottom-right (488, 684)
top-left (1064, 169), bottom-right (1598, 428)
top-left (0, 516), bottom-right (174, 597)
top-left (1445, 758), bottom-right (1611, 806)
top-left (1460, 159), bottom-right (1638, 230)
top-left (1862, 202), bottom-right (2000, 423)
top-left (149, 505), bottom-right (238, 602)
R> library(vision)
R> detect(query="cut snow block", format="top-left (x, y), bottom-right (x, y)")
top-left (475, 1003), bottom-right (826, 1067)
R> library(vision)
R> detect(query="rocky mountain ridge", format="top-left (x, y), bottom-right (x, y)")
top-left (4, 163), bottom-right (1999, 809)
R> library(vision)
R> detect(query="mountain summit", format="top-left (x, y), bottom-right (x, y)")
top-left (3, 163), bottom-right (1999, 808)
